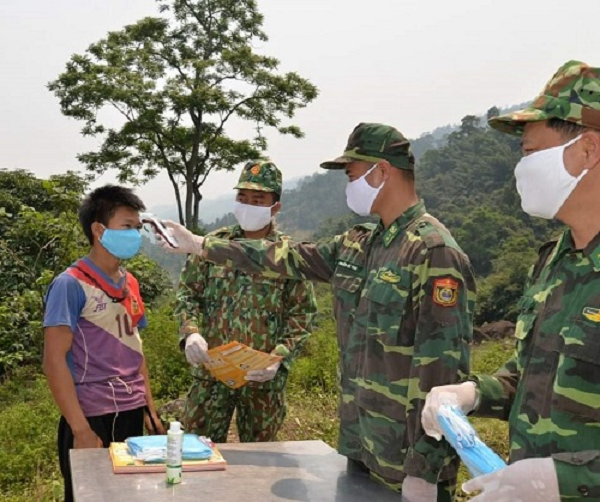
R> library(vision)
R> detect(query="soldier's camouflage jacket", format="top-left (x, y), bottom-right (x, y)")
top-left (175, 224), bottom-right (316, 389)
top-left (204, 201), bottom-right (476, 484)
top-left (473, 229), bottom-right (600, 500)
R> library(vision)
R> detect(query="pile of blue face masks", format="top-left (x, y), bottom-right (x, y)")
top-left (126, 434), bottom-right (213, 463)
top-left (437, 405), bottom-right (506, 478)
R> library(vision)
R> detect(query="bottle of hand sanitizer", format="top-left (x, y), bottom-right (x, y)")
top-left (166, 421), bottom-right (183, 485)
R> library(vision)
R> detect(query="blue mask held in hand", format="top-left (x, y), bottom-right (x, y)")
top-left (437, 404), bottom-right (506, 478)
top-left (100, 227), bottom-right (142, 259)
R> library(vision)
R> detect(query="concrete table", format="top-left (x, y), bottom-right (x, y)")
top-left (70, 440), bottom-right (401, 501)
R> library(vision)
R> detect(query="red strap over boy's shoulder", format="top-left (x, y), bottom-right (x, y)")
top-left (124, 272), bottom-right (145, 323)
top-left (68, 260), bottom-right (145, 324)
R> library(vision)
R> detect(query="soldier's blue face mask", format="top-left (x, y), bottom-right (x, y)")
top-left (100, 226), bottom-right (142, 260)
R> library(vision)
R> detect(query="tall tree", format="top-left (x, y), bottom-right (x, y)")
top-left (48, 0), bottom-right (318, 228)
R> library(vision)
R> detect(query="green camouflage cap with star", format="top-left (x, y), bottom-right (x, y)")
top-left (234, 160), bottom-right (282, 195)
top-left (320, 122), bottom-right (415, 170)
top-left (490, 60), bottom-right (600, 135)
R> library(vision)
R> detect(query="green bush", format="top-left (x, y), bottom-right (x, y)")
top-left (0, 170), bottom-right (173, 376)
top-left (126, 254), bottom-right (173, 308)
top-left (0, 306), bottom-right (194, 501)
top-left (288, 315), bottom-right (338, 394)
top-left (139, 305), bottom-right (192, 402)
top-left (0, 204), bottom-right (85, 375)
top-left (0, 367), bottom-right (60, 499)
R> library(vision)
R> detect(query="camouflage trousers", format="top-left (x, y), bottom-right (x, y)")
top-left (369, 468), bottom-right (455, 501)
top-left (348, 458), bottom-right (456, 502)
top-left (184, 379), bottom-right (286, 443)
top-left (347, 459), bottom-right (455, 501)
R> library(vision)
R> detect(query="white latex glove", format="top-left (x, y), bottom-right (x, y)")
top-left (185, 333), bottom-right (210, 365)
top-left (158, 220), bottom-right (205, 255)
top-left (244, 361), bottom-right (281, 383)
top-left (421, 382), bottom-right (478, 440)
top-left (400, 476), bottom-right (438, 502)
top-left (462, 457), bottom-right (560, 502)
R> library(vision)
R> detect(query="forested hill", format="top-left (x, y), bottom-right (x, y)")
top-left (207, 104), bottom-right (530, 239)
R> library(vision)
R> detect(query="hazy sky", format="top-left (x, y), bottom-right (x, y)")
top-left (2, 0), bottom-right (599, 212)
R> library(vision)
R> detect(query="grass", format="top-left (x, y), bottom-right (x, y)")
top-left (0, 367), bottom-right (62, 501)
top-left (1, 300), bottom-right (514, 501)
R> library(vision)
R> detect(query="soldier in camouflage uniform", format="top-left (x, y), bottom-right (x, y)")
top-left (423, 61), bottom-right (600, 502)
top-left (162, 124), bottom-right (476, 501)
top-left (175, 160), bottom-right (316, 443)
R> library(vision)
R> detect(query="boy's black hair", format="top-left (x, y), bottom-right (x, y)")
top-left (78, 185), bottom-right (146, 245)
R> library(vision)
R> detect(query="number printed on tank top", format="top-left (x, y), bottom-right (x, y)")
top-left (115, 313), bottom-right (134, 338)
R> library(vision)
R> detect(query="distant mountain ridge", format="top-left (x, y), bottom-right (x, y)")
top-left (152, 102), bottom-right (530, 239)
top-left (151, 175), bottom-right (303, 225)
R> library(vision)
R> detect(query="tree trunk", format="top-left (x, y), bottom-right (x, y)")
top-left (192, 185), bottom-right (202, 230)
top-left (165, 168), bottom-right (185, 225)
top-left (185, 183), bottom-right (194, 228)
top-left (184, 162), bottom-right (194, 228)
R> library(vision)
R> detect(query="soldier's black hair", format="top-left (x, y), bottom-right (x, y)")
top-left (399, 169), bottom-right (415, 182)
top-left (547, 118), bottom-right (589, 138)
top-left (78, 185), bottom-right (146, 245)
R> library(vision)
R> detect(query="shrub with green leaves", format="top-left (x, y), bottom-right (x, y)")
top-left (0, 169), bottom-right (172, 376)
top-left (141, 305), bottom-right (192, 402)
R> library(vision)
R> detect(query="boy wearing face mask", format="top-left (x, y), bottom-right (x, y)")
top-left (161, 126), bottom-right (476, 502)
top-left (422, 60), bottom-right (600, 502)
top-left (175, 160), bottom-right (316, 443)
top-left (42, 185), bottom-right (164, 502)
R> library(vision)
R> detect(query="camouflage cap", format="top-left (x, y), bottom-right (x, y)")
top-left (234, 160), bottom-right (282, 195)
top-left (320, 123), bottom-right (415, 170)
top-left (489, 60), bottom-right (600, 135)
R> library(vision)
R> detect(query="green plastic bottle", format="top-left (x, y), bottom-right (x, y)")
top-left (166, 421), bottom-right (183, 485)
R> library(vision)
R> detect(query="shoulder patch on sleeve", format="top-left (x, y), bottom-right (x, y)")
top-left (433, 277), bottom-right (459, 307)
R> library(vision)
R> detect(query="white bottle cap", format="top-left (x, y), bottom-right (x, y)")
top-left (169, 421), bottom-right (182, 432)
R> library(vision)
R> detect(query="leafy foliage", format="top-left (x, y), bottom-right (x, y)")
top-left (0, 170), bottom-right (172, 376)
top-left (0, 171), bottom-right (88, 375)
top-left (140, 304), bottom-right (192, 401)
top-left (48, 0), bottom-right (318, 228)
top-left (0, 367), bottom-right (62, 500)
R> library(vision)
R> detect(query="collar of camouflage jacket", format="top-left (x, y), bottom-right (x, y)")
top-left (230, 223), bottom-right (282, 242)
top-left (548, 228), bottom-right (600, 272)
top-left (370, 199), bottom-right (427, 248)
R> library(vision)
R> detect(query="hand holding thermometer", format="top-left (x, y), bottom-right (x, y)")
top-left (141, 214), bottom-right (179, 249)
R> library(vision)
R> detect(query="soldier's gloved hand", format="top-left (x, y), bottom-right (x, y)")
top-left (462, 457), bottom-right (559, 502)
top-left (185, 333), bottom-right (210, 365)
top-left (158, 220), bottom-right (205, 255)
top-left (244, 361), bottom-right (281, 383)
top-left (400, 476), bottom-right (438, 502)
top-left (422, 382), bottom-right (478, 440)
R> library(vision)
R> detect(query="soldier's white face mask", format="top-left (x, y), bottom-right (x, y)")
top-left (346, 164), bottom-right (385, 216)
top-left (233, 201), bottom-right (273, 231)
top-left (515, 134), bottom-right (587, 219)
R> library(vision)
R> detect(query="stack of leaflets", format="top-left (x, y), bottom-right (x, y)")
top-left (203, 341), bottom-right (282, 389)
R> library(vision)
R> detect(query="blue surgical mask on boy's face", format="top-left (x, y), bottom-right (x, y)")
top-left (100, 227), bottom-right (142, 260)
